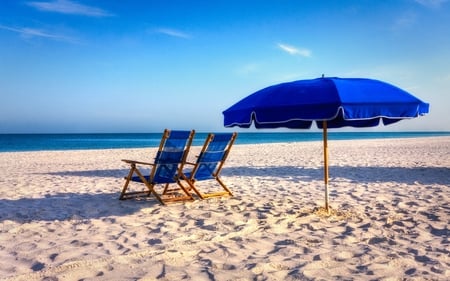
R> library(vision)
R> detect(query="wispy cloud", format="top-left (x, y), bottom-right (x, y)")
top-left (27, 0), bottom-right (113, 17)
top-left (277, 43), bottom-right (311, 57)
top-left (153, 28), bottom-right (191, 39)
top-left (392, 11), bottom-right (417, 30)
top-left (0, 24), bottom-right (78, 43)
top-left (415, 0), bottom-right (449, 8)
top-left (236, 63), bottom-right (261, 75)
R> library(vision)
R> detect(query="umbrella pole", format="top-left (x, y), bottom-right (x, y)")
top-left (323, 120), bottom-right (330, 213)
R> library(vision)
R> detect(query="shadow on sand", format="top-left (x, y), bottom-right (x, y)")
top-left (2, 165), bottom-right (447, 224)
top-left (38, 165), bottom-right (450, 186)
top-left (224, 165), bottom-right (450, 186)
top-left (0, 192), bottom-right (159, 224)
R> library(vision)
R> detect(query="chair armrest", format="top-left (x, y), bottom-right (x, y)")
top-left (122, 159), bottom-right (154, 166)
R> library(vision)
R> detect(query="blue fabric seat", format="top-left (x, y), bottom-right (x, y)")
top-left (120, 129), bottom-right (195, 205)
top-left (182, 132), bottom-right (237, 199)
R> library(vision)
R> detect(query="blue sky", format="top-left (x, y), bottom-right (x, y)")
top-left (1, 0), bottom-right (449, 133)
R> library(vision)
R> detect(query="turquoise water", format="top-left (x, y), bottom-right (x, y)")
top-left (0, 132), bottom-right (449, 152)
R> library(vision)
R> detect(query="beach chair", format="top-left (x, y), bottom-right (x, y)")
top-left (120, 129), bottom-right (196, 205)
top-left (182, 132), bottom-right (237, 199)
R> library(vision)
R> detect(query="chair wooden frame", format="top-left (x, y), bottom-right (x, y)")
top-left (120, 129), bottom-right (195, 205)
top-left (181, 132), bottom-right (237, 199)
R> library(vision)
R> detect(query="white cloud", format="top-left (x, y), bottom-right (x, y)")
top-left (392, 11), bottom-right (417, 30)
top-left (236, 63), bottom-right (261, 75)
top-left (277, 43), bottom-right (311, 57)
top-left (154, 28), bottom-right (191, 39)
top-left (0, 24), bottom-right (77, 43)
top-left (27, 0), bottom-right (113, 17)
top-left (415, 0), bottom-right (449, 8)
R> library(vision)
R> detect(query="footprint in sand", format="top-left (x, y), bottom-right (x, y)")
top-left (334, 251), bottom-right (354, 261)
top-left (14, 241), bottom-right (37, 251)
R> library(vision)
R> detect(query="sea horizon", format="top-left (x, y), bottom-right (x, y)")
top-left (1, 131), bottom-right (449, 153)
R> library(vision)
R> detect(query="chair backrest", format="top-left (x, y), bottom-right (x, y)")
top-left (190, 132), bottom-right (237, 180)
top-left (151, 129), bottom-right (195, 183)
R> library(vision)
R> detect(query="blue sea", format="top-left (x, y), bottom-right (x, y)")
top-left (0, 132), bottom-right (449, 153)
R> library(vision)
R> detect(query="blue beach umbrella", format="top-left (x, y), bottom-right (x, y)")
top-left (223, 77), bottom-right (429, 212)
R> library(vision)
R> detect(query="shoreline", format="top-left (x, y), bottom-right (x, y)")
top-left (1, 132), bottom-right (449, 153)
top-left (1, 135), bottom-right (450, 155)
top-left (1, 137), bottom-right (449, 280)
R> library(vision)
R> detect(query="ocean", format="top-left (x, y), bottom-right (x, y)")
top-left (0, 131), bottom-right (449, 153)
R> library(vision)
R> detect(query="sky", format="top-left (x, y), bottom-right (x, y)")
top-left (1, 0), bottom-right (449, 133)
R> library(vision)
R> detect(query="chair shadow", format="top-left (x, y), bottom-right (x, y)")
top-left (222, 165), bottom-right (450, 186)
top-left (0, 191), bottom-right (160, 223)
top-left (2, 167), bottom-right (159, 224)
top-left (39, 168), bottom-right (130, 178)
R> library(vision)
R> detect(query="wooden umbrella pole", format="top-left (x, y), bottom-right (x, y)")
top-left (323, 120), bottom-right (330, 213)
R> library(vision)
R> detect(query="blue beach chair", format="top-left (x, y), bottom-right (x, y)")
top-left (120, 129), bottom-right (196, 205)
top-left (182, 132), bottom-right (237, 199)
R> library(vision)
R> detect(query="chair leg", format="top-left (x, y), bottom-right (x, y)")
top-left (120, 166), bottom-right (194, 205)
top-left (119, 165), bottom-right (136, 200)
top-left (216, 177), bottom-right (233, 196)
top-left (162, 183), bottom-right (170, 195)
top-left (190, 177), bottom-right (233, 199)
top-left (120, 165), bottom-right (163, 204)
top-left (176, 179), bottom-right (196, 200)
top-left (149, 184), bottom-right (165, 205)
top-left (132, 168), bottom-right (165, 205)
top-left (158, 181), bottom-right (195, 203)
top-left (180, 175), bottom-right (204, 199)
top-left (188, 180), bottom-right (205, 199)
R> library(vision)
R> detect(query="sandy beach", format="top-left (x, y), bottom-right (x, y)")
top-left (0, 136), bottom-right (449, 280)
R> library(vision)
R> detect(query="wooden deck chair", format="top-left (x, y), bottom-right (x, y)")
top-left (182, 132), bottom-right (237, 199)
top-left (120, 129), bottom-right (195, 205)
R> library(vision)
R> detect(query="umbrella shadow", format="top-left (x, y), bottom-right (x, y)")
top-left (223, 166), bottom-right (322, 181)
top-left (328, 166), bottom-right (450, 186)
top-left (222, 166), bottom-right (450, 186)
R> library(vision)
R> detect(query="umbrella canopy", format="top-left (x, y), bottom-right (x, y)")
top-left (223, 77), bottom-right (429, 212)
top-left (223, 77), bottom-right (429, 129)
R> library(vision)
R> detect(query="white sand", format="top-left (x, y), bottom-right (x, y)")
top-left (0, 136), bottom-right (449, 280)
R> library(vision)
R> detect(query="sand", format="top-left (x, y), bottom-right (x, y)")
top-left (0, 136), bottom-right (449, 280)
